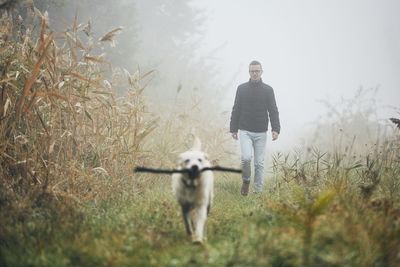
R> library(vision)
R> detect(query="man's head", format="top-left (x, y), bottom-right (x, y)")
top-left (249, 60), bottom-right (263, 82)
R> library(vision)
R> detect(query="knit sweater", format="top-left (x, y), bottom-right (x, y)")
top-left (230, 79), bottom-right (280, 133)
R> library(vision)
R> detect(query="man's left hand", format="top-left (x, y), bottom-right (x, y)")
top-left (272, 131), bottom-right (279, 141)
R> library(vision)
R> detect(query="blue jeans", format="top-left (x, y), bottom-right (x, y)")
top-left (239, 130), bottom-right (267, 192)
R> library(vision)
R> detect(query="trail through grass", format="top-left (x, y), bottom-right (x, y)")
top-left (75, 176), bottom-right (274, 267)
top-left (3, 168), bottom-right (400, 267)
top-left (0, 175), bottom-right (296, 267)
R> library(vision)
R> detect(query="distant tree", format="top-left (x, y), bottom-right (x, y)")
top-left (133, 0), bottom-right (218, 104)
top-left (30, 0), bottom-right (218, 103)
top-left (0, 0), bottom-right (20, 10)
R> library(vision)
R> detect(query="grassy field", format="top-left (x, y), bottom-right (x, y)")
top-left (2, 163), bottom-right (400, 267)
top-left (1, 11), bottom-right (399, 267)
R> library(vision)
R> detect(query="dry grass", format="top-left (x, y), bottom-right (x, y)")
top-left (0, 11), bottom-right (156, 205)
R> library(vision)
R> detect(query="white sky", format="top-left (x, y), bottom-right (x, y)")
top-left (192, 0), bottom-right (400, 148)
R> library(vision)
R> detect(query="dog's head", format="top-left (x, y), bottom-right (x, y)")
top-left (178, 150), bottom-right (210, 179)
top-left (178, 150), bottom-right (210, 187)
top-left (176, 135), bottom-right (210, 187)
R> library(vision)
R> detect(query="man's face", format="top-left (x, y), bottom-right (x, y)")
top-left (249, 64), bottom-right (263, 81)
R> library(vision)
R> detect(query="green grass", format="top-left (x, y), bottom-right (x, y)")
top-left (4, 171), bottom-right (398, 267)
top-left (0, 176), bottom-right (289, 267)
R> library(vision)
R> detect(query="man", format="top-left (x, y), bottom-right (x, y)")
top-left (230, 60), bottom-right (280, 196)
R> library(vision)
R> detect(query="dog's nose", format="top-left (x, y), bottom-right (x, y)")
top-left (191, 165), bottom-right (199, 172)
top-left (188, 165), bottom-right (200, 179)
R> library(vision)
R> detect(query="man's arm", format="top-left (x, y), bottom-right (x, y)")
top-left (267, 88), bottom-right (280, 140)
top-left (230, 87), bottom-right (241, 139)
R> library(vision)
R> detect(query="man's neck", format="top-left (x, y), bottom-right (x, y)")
top-left (250, 78), bottom-right (262, 83)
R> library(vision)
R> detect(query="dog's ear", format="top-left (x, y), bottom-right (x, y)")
top-left (191, 136), bottom-right (202, 151)
top-left (177, 155), bottom-right (184, 166)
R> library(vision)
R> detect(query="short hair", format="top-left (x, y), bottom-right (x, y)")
top-left (249, 60), bottom-right (262, 68)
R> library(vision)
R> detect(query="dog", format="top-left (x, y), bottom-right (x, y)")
top-left (171, 136), bottom-right (214, 244)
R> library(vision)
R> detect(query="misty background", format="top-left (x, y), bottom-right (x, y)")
top-left (31, 0), bottom-right (400, 152)
top-left (193, 0), bottom-right (400, 150)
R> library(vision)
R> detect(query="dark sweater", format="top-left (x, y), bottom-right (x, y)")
top-left (230, 79), bottom-right (280, 133)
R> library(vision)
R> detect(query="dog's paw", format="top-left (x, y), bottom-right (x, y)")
top-left (191, 235), bottom-right (203, 245)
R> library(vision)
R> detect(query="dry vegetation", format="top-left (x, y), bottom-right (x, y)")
top-left (0, 11), bottom-right (159, 264)
top-left (0, 11), bottom-right (158, 200)
top-left (1, 11), bottom-right (400, 267)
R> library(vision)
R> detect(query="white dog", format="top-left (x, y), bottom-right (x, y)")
top-left (172, 136), bottom-right (214, 244)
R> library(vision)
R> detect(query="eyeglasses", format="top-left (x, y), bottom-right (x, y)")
top-left (249, 70), bottom-right (262, 73)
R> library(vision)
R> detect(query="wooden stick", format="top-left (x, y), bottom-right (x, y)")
top-left (134, 166), bottom-right (242, 174)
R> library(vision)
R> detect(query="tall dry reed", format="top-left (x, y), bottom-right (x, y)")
top-left (0, 10), bottom-right (155, 206)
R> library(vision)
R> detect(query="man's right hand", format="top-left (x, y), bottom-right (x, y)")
top-left (231, 132), bottom-right (238, 140)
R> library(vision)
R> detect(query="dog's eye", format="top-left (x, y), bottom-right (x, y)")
top-left (184, 159), bottom-right (190, 164)
top-left (198, 158), bottom-right (202, 162)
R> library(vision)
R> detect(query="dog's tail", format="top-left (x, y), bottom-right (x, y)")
top-left (191, 135), bottom-right (202, 151)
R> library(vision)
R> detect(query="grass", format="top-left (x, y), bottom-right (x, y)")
top-left (0, 175), bottom-right (285, 267)
top-left (3, 164), bottom-right (399, 266)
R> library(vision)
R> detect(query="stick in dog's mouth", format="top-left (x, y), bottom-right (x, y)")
top-left (134, 166), bottom-right (242, 175)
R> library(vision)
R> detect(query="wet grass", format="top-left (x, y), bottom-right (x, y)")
top-left (3, 166), bottom-right (399, 267)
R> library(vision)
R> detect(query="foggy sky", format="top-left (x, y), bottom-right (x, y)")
top-left (192, 0), bottom-right (400, 149)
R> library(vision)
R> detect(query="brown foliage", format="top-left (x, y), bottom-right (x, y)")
top-left (0, 12), bottom-right (156, 206)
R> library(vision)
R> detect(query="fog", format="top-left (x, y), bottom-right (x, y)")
top-left (192, 0), bottom-right (400, 149)
top-left (29, 0), bottom-right (400, 151)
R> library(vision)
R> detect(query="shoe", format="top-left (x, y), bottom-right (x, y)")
top-left (241, 181), bottom-right (250, 196)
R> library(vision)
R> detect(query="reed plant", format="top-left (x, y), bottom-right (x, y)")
top-left (0, 11), bottom-right (158, 265)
